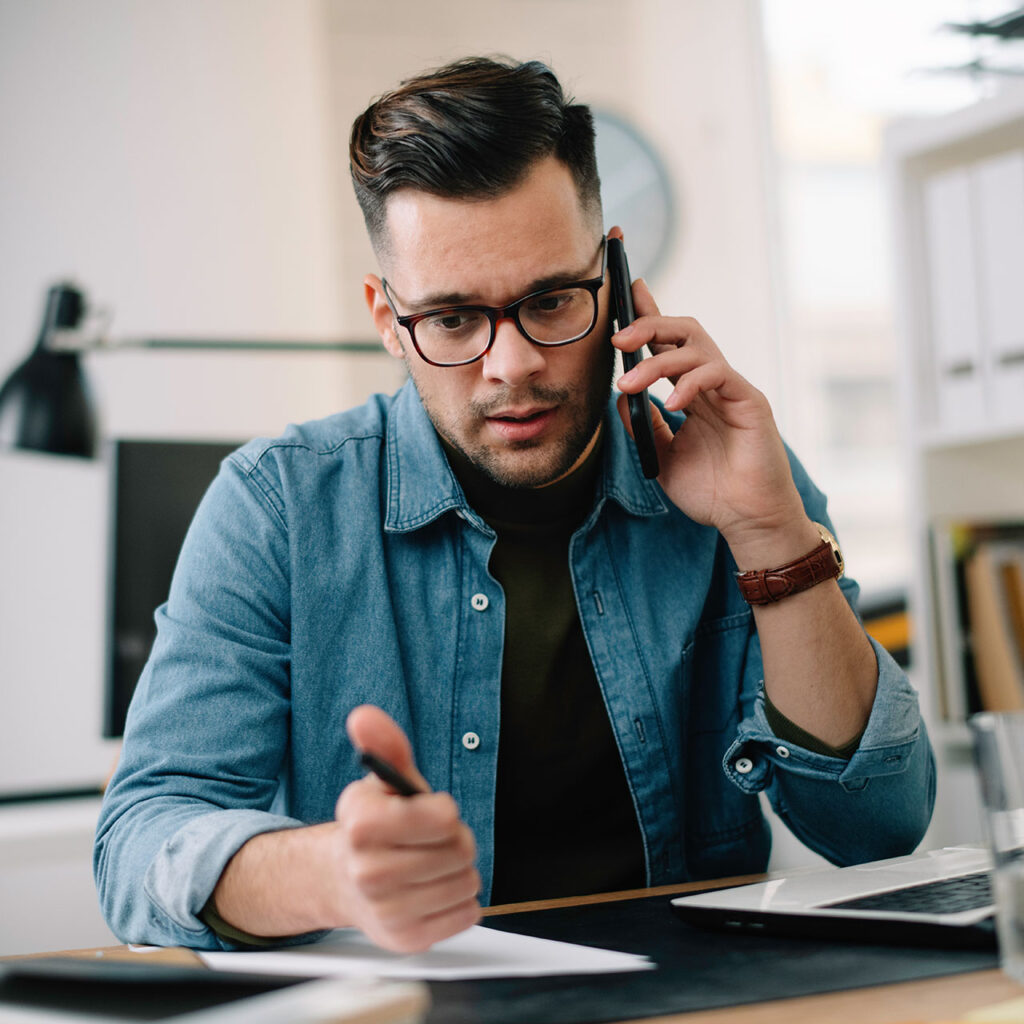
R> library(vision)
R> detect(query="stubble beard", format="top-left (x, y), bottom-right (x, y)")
top-left (414, 342), bottom-right (616, 489)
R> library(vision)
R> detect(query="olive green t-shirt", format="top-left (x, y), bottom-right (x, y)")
top-left (443, 432), bottom-right (647, 904)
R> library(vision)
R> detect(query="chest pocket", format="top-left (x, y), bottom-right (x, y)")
top-left (682, 610), bottom-right (753, 735)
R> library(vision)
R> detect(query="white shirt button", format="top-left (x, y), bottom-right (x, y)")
top-left (462, 731), bottom-right (481, 751)
top-left (775, 745), bottom-right (791, 759)
top-left (734, 757), bottom-right (754, 775)
top-left (471, 593), bottom-right (489, 612)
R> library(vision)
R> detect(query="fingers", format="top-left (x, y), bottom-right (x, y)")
top-left (357, 859), bottom-right (480, 920)
top-left (345, 825), bottom-right (481, 954)
top-left (365, 894), bottom-right (482, 954)
top-left (612, 312), bottom-right (720, 396)
top-left (332, 769), bottom-right (481, 952)
top-left (336, 782), bottom-right (462, 847)
top-left (612, 313), bottom-right (708, 355)
top-left (347, 829), bottom-right (479, 891)
top-left (663, 361), bottom-right (755, 414)
top-left (346, 704), bottom-right (430, 794)
top-left (366, 878), bottom-right (481, 951)
top-left (618, 344), bottom-right (702, 393)
top-left (616, 322), bottom-right (759, 415)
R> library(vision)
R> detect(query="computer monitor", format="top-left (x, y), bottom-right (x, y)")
top-left (105, 438), bottom-right (239, 737)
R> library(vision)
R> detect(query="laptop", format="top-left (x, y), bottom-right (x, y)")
top-left (671, 846), bottom-right (996, 948)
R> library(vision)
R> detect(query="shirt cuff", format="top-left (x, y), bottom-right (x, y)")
top-left (200, 896), bottom-right (302, 949)
top-left (142, 809), bottom-right (331, 949)
top-left (724, 637), bottom-right (924, 794)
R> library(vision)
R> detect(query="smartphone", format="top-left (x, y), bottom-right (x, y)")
top-left (607, 237), bottom-right (659, 479)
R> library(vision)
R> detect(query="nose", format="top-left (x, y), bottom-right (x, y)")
top-left (480, 316), bottom-right (547, 386)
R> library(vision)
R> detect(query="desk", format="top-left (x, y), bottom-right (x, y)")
top-left (8, 879), bottom-right (1021, 1024)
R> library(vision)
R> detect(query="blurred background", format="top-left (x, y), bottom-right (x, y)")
top-left (2, 0), bottom-right (1023, 954)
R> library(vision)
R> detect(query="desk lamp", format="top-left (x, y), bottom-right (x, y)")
top-left (0, 282), bottom-right (97, 458)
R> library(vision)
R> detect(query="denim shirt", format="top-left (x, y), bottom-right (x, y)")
top-left (94, 381), bottom-right (935, 949)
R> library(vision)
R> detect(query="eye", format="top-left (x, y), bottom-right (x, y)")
top-left (524, 289), bottom-right (583, 318)
top-left (424, 310), bottom-right (480, 334)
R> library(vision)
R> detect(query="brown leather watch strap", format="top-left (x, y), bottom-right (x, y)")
top-left (735, 536), bottom-right (843, 606)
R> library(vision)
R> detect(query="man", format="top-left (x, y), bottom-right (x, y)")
top-left (95, 57), bottom-right (935, 954)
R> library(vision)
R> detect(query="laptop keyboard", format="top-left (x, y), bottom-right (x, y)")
top-left (824, 871), bottom-right (993, 914)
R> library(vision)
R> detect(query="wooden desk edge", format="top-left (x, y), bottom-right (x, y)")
top-left (6, 876), bottom-right (1020, 1023)
top-left (0, 875), bottom-right (760, 965)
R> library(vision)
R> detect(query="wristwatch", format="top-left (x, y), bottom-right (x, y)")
top-left (735, 522), bottom-right (844, 606)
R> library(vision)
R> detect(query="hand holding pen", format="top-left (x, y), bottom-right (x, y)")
top-left (334, 704), bottom-right (482, 952)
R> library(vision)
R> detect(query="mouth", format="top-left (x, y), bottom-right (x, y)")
top-left (488, 408), bottom-right (552, 423)
top-left (484, 406), bottom-right (557, 442)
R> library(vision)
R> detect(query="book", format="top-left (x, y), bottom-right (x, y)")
top-left (964, 538), bottom-right (1024, 711)
top-left (1000, 556), bottom-right (1024, 673)
top-left (929, 520), bottom-right (1024, 719)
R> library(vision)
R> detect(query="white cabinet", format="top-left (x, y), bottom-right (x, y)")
top-left (886, 89), bottom-right (1024, 847)
top-left (920, 165), bottom-right (986, 430)
top-left (1, 346), bottom-right (404, 799)
top-left (974, 149), bottom-right (1024, 426)
top-left (0, 798), bottom-right (116, 955)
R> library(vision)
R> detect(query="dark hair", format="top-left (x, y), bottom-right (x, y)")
top-left (349, 56), bottom-right (601, 253)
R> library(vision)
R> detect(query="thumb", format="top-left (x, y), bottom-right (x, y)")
top-left (646, 399), bottom-right (678, 453)
top-left (346, 704), bottom-right (431, 793)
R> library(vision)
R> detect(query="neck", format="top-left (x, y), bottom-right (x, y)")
top-left (439, 428), bottom-right (605, 527)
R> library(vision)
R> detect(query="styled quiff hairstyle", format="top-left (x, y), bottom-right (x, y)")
top-left (349, 56), bottom-right (602, 255)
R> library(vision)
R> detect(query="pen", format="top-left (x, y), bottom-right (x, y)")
top-left (359, 751), bottom-right (425, 797)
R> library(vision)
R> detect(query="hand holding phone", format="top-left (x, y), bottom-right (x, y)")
top-left (608, 237), bottom-right (659, 479)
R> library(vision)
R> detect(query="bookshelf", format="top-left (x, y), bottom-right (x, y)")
top-left (886, 88), bottom-right (1024, 846)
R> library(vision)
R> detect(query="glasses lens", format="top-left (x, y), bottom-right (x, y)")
top-left (414, 310), bottom-right (491, 365)
top-left (519, 287), bottom-right (597, 344)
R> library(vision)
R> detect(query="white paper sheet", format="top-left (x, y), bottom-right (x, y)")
top-left (200, 924), bottom-right (654, 980)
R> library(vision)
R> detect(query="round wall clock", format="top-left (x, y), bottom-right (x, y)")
top-left (593, 109), bottom-right (677, 284)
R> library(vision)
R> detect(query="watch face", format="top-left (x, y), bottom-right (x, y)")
top-left (815, 523), bottom-right (845, 576)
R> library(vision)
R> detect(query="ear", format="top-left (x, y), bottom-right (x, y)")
top-left (364, 274), bottom-right (406, 360)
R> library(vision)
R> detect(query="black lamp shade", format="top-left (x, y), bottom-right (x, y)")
top-left (0, 284), bottom-right (97, 458)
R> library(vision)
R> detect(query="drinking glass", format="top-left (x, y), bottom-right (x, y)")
top-left (970, 710), bottom-right (1024, 984)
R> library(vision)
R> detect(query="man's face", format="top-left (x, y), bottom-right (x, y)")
top-left (365, 156), bottom-right (614, 489)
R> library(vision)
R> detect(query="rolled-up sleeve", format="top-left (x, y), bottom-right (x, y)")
top-left (94, 450), bottom-right (322, 949)
top-left (724, 632), bottom-right (936, 865)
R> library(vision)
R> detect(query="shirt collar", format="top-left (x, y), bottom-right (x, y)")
top-left (384, 381), bottom-right (668, 534)
top-left (596, 397), bottom-right (670, 519)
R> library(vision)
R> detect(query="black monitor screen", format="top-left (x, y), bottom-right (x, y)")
top-left (106, 439), bottom-right (239, 737)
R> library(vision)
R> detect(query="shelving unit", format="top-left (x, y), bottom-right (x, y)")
top-left (886, 87), bottom-right (1024, 846)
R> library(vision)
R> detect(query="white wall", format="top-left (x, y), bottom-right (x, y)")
top-left (1, 0), bottom-right (780, 400)
top-left (0, 451), bottom-right (118, 795)
top-left (0, 0), bottom-right (347, 383)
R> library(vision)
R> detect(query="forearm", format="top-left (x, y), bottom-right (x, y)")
top-left (211, 764), bottom-right (482, 954)
top-left (212, 823), bottom-right (347, 938)
top-left (728, 517), bottom-right (877, 749)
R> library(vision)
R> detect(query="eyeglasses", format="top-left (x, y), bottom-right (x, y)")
top-left (382, 238), bottom-right (608, 367)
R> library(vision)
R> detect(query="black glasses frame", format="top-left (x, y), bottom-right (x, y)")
top-left (381, 238), bottom-right (608, 367)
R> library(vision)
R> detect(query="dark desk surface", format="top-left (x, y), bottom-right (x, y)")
top-left (8, 877), bottom-right (1022, 1023)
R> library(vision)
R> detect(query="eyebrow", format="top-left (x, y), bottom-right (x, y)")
top-left (399, 257), bottom-right (601, 314)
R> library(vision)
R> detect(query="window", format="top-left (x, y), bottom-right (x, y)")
top-left (759, 0), bottom-right (1003, 591)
